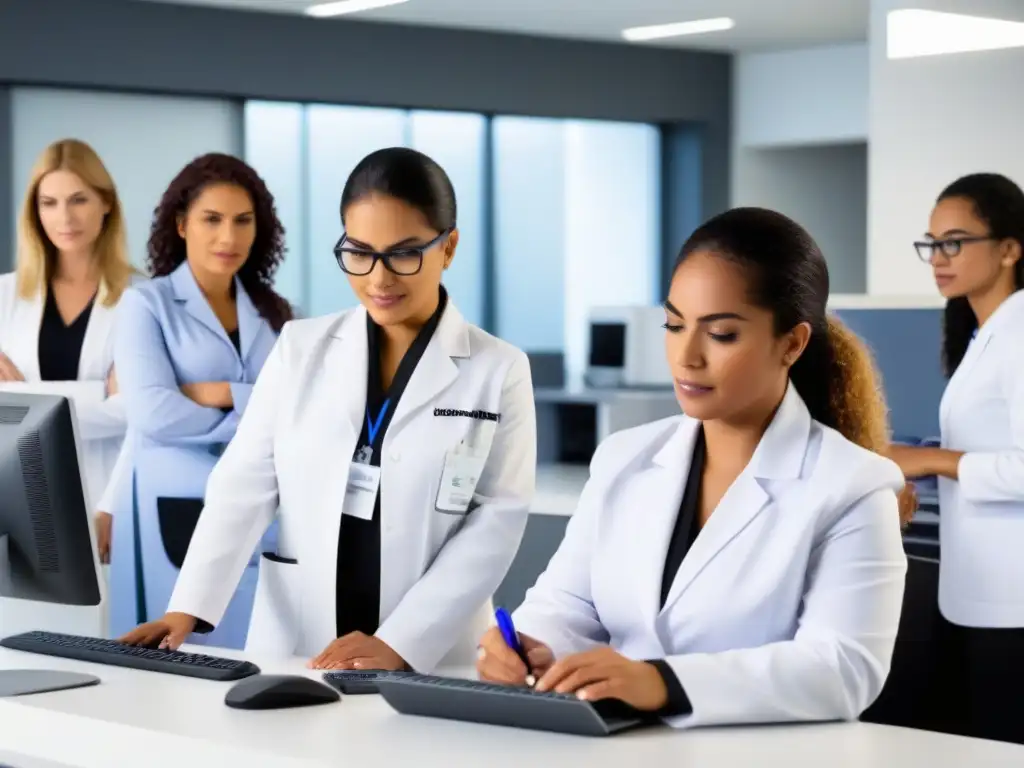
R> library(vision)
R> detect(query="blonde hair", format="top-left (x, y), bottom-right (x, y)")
top-left (16, 139), bottom-right (133, 306)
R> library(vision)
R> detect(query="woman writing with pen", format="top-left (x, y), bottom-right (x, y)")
top-left (478, 207), bottom-right (913, 727)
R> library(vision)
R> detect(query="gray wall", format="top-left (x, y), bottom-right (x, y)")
top-left (732, 142), bottom-right (868, 293)
top-left (0, 0), bottom-right (731, 272)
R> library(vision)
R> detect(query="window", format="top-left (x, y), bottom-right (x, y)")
top-left (243, 101), bottom-right (305, 311)
top-left (492, 116), bottom-right (661, 379)
top-left (305, 105), bottom-right (408, 318)
top-left (243, 103), bottom-right (663, 373)
top-left (409, 111), bottom-right (487, 327)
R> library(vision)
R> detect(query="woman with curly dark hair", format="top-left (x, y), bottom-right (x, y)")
top-left (99, 152), bottom-right (292, 647)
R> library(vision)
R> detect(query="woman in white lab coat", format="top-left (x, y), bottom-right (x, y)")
top-left (889, 173), bottom-right (1024, 744)
top-left (0, 138), bottom-right (137, 520)
top-left (478, 207), bottom-right (912, 729)
top-left (120, 147), bottom-right (536, 673)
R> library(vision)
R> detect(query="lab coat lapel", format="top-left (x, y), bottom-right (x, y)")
top-left (661, 384), bottom-right (809, 614)
top-left (938, 293), bottom-right (1024, 429)
top-left (233, 279), bottom-right (265, 364)
top-left (300, 310), bottom-right (369, 650)
top-left (169, 262), bottom-right (233, 351)
top-left (633, 420), bottom-right (700, 627)
top-left (326, 307), bottom-right (370, 444)
top-left (78, 281), bottom-right (115, 380)
top-left (387, 303), bottom-right (466, 435)
top-left (940, 334), bottom-right (991, 432)
top-left (9, 288), bottom-right (44, 381)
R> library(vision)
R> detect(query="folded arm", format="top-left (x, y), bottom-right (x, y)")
top-left (375, 354), bottom-right (537, 673)
top-left (114, 289), bottom-right (239, 446)
top-left (659, 487), bottom-right (906, 729)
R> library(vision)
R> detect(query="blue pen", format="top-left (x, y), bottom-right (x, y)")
top-left (495, 607), bottom-right (536, 687)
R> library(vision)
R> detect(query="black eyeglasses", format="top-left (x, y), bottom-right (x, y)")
top-left (914, 235), bottom-right (996, 262)
top-left (334, 228), bottom-right (452, 276)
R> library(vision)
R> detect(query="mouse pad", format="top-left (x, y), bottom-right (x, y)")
top-left (156, 497), bottom-right (204, 569)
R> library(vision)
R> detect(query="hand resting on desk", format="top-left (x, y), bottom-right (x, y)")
top-left (477, 629), bottom-right (669, 711)
top-left (307, 631), bottom-right (407, 671)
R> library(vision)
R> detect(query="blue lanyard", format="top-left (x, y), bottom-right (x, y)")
top-left (366, 399), bottom-right (390, 446)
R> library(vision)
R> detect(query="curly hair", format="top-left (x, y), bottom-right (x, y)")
top-left (147, 152), bottom-right (293, 332)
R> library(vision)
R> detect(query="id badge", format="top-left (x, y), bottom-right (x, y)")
top-left (343, 462), bottom-right (381, 521)
top-left (435, 451), bottom-right (486, 514)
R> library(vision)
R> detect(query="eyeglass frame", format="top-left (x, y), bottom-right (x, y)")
top-left (913, 234), bottom-right (999, 263)
top-left (333, 227), bottom-right (454, 276)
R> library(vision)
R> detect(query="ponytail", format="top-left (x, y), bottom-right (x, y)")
top-left (789, 316), bottom-right (889, 455)
top-left (789, 316), bottom-right (911, 523)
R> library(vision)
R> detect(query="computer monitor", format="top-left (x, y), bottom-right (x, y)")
top-left (0, 392), bottom-right (104, 641)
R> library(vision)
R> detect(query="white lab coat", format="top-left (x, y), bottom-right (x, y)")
top-left (0, 271), bottom-right (140, 508)
top-left (168, 301), bottom-right (536, 671)
top-left (513, 384), bottom-right (908, 729)
top-left (938, 289), bottom-right (1024, 628)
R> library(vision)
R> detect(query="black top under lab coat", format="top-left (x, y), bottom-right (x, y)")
top-left (335, 288), bottom-right (449, 639)
top-left (38, 287), bottom-right (95, 382)
top-left (647, 425), bottom-right (707, 717)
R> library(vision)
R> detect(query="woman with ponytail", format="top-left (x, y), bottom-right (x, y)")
top-left (890, 173), bottom-right (1024, 744)
top-left (477, 207), bottom-right (909, 731)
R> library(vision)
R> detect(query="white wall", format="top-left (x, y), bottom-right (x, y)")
top-left (734, 44), bottom-right (869, 148)
top-left (734, 143), bottom-right (868, 293)
top-left (868, 0), bottom-right (1024, 295)
top-left (11, 88), bottom-right (242, 268)
top-left (731, 44), bottom-right (870, 294)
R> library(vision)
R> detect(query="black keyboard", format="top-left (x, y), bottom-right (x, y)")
top-left (322, 669), bottom-right (416, 694)
top-left (374, 673), bottom-right (650, 737)
top-left (0, 631), bottom-right (260, 682)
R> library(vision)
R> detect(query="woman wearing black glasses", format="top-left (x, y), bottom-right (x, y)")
top-left (890, 173), bottom-right (1024, 744)
top-left (121, 148), bottom-right (537, 674)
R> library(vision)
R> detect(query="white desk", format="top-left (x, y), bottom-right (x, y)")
top-left (2, 646), bottom-right (1023, 767)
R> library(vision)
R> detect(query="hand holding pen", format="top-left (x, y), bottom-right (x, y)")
top-left (477, 608), bottom-right (554, 687)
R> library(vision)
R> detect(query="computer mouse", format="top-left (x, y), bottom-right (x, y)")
top-left (224, 673), bottom-right (340, 710)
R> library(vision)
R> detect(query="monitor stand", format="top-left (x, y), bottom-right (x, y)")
top-left (0, 669), bottom-right (100, 697)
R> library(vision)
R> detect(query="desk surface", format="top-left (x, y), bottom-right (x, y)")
top-left (2, 646), bottom-right (1022, 767)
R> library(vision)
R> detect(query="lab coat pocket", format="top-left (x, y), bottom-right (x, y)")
top-left (245, 552), bottom-right (301, 658)
top-left (431, 417), bottom-right (498, 515)
top-left (434, 450), bottom-right (487, 515)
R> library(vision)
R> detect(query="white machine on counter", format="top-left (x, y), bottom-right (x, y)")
top-left (585, 305), bottom-right (672, 389)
